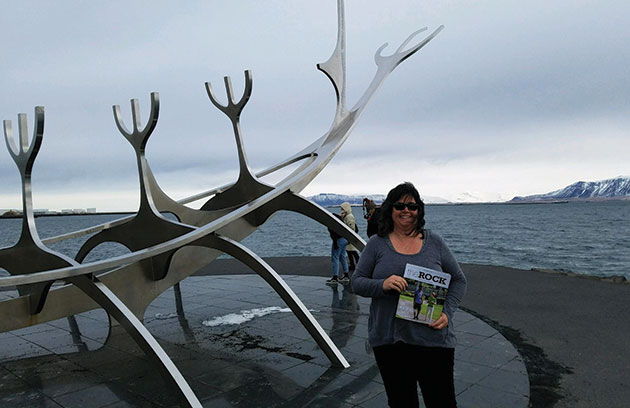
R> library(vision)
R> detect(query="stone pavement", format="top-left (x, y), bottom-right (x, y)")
top-left (0, 273), bottom-right (529, 407)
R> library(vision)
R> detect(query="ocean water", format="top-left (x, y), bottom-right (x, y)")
top-left (1, 201), bottom-right (628, 279)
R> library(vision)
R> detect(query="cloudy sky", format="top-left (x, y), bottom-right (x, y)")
top-left (1, 1), bottom-right (628, 211)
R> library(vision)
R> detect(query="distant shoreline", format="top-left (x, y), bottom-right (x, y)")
top-left (0, 212), bottom-right (134, 219)
top-left (2, 196), bottom-right (629, 217)
top-left (331, 196), bottom-right (630, 207)
top-left (507, 196), bottom-right (630, 204)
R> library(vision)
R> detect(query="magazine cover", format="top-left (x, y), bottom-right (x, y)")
top-left (395, 263), bottom-right (451, 325)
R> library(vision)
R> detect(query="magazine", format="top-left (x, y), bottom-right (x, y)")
top-left (395, 263), bottom-right (451, 325)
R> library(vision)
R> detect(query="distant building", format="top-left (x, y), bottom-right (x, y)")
top-left (60, 208), bottom-right (93, 215)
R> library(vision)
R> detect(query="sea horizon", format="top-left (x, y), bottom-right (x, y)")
top-left (1, 200), bottom-right (628, 281)
top-left (3, 194), bottom-right (630, 218)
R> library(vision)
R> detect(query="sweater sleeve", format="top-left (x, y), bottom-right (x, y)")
top-left (439, 237), bottom-right (467, 320)
top-left (351, 238), bottom-right (386, 298)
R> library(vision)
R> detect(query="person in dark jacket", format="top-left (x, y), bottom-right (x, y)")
top-left (363, 198), bottom-right (381, 238)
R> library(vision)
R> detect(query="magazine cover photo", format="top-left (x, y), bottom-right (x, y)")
top-left (395, 264), bottom-right (451, 325)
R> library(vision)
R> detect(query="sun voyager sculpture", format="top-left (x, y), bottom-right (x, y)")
top-left (0, 1), bottom-right (442, 406)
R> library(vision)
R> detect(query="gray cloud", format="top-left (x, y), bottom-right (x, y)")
top-left (1, 1), bottom-right (628, 210)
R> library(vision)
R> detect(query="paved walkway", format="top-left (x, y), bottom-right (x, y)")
top-left (460, 263), bottom-right (630, 408)
top-left (1, 270), bottom-right (528, 407)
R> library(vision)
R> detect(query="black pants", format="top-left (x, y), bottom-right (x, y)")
top-left (347, 250), bottom-right (360, 271)
top-left (373, 343), bottom-right (457, 408)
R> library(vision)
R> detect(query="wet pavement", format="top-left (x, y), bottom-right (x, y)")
top-left (0, 274), bottom-right (529, 407)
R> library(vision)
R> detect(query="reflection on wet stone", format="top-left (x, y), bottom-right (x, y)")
top-left (0, 275), bottom-right (529, 407)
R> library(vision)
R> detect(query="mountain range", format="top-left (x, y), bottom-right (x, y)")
top-left (307, 193), bottom-right (450, 206)
top-left (510, 176), bottom-right (630, 202)
top-left (309, 176), bottom-right (630, 206)
top-left (307, 193), bottom-right (386, 207)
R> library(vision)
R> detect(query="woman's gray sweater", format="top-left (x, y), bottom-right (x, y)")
top-left (351, 230), bottom-right (467, 348)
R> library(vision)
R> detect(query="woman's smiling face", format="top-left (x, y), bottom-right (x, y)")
top-left (392, 194), bottom-right (418, 232)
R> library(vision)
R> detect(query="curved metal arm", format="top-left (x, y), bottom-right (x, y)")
top-left (3, 107), bottom-right (45, 175)
top-left (205, 70), bottom-right (253, 119)
top-left (69, 275), bottom-right (201, 408)
top-left (112, 92), bottom-right (160, 151)
top-left (194, 234), bottom-right (350, 368)
top-left (3, 108), bottom-right (45, 241)
top-left (201, 70), bottom-right (272, 210)
top-left (375, 25), bottom-right (444, 70)
top-left (350, 25), bottom-right (444, 114)
top-left (317, 0), bottom-right (347, 122)
top-left (112, 92), bottom-right (164, 213)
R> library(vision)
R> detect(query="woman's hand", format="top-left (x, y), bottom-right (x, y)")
top-left (382, 275), bottom-right (408, 293)
top-left (429, 312), bottom-right (448, 330)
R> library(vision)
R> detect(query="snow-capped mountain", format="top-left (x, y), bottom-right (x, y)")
top-left (511, 176), bottom-right (630, 202)
top-left (449, 191), bottom-right (507, 204)
top-left (422, 195), bottom-right (451, 204)
top-left (308, 193), bottom-right (385, 207)
top-left (308, 193), bottom-right (449, 206)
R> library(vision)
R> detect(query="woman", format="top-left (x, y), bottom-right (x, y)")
top-left (326, 211), bottom-right (349, 286)
top-left (363, 198), bottom-right (380, 238)
top-left (352, 182), bottom-right (467, 408)
top-left (340, 202), bottom-right (360, 279)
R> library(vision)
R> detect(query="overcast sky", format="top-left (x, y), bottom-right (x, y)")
top-left (1, 1), bottom-right (628, 211)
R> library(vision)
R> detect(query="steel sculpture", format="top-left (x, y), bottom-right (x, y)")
top-left (0, 1), bottom-right (443, 407)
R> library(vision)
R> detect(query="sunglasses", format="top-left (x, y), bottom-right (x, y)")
top-left (392, 202), bottom-right (420, 211)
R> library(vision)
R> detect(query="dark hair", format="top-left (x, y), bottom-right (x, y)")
top-left (377, 182), bottom-right (425, 238)
top-left (362, 198), bottom-right (376, 219)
